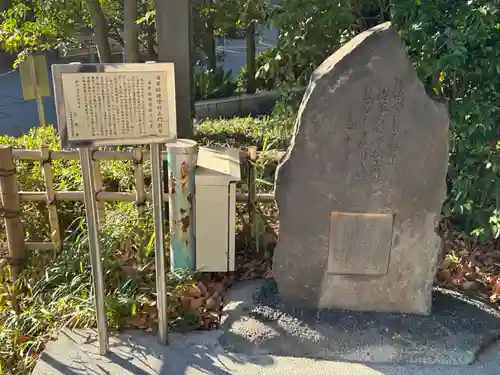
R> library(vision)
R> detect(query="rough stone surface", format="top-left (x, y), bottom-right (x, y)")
top-left (273, 21), bottom-right (450, 314)
top-left (218, 280), bottom-right (500, 366)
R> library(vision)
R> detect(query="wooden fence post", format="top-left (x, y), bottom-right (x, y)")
top-left (92, 149), bottom-right (106, 223)
top-left (133, 147), bottom-right (147, 262)
top-left (0, 146), bottom-right (26, 280)
top-left (247, 146), bottom-right (257, 246)
top-left (41, 146), bottom-right (61, 256)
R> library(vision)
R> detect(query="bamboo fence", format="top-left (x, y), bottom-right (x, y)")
top-left (0, 145), bottom-right (284, 270)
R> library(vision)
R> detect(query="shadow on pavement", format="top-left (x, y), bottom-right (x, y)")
top-left (61, 328), bottom-right (276, 375)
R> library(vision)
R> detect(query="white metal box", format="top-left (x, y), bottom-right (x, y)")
top-left (195, 147), bottom-right (241, 272)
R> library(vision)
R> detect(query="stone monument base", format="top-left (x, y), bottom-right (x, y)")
top-left (218, 279), bottom-right (500, 365)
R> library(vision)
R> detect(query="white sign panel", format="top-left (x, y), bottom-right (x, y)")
top-left (52, 63), bottom-right (177, 147)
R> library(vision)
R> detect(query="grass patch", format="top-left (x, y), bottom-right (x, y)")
top-left (195, 115), bottom-right (294, 150)
top-left (0, 208), bottom-right (199, 374)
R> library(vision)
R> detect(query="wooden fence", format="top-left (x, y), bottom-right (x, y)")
top-left (0, 145), bottom-right (284, 271)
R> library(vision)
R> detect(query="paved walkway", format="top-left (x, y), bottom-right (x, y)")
top-left (33, 279), bottom-right (500, 375)
top-left (32, 327), bottom-right (500, 375)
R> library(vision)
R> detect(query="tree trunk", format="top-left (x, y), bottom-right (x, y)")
top-left (147, 23), bottom-right (157, 61)
top-left (85, 0), bottom-right (112, 63)
top-left (124, 0), bottom-right (140, 62)
top-left (140, 1), bottom-right (157, 61)
top-left (246, 21), bottom-right (256, 94)
top-left (0, 0), bottom-right (12, 13)
top-left (203, 5), bottom-right (217, 71)
top-left (156, 0), bottom-right (193, 138)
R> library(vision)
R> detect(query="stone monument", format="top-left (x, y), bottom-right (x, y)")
top-left (273, 21), bottom-right (450, 314)
top-left (217, 23), bottom-right (500, 366)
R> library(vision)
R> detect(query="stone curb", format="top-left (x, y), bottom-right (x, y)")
top-left (195, 88), bottom-right (305, 120)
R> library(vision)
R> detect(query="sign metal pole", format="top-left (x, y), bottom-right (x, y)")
top-left (150, 143), bottom-right (168, 345)
top-left (52, 62), bottom-right (178, 353)
top-left (79, 147), bottom-right (109, 355)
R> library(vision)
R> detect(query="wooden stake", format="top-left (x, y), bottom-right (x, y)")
top-left (0, 146), bottom-right (25, 280)
top-left (133, 147), bottom-right (147, 262)
top-left (41, 146), bottom-right (61, 257)
top-left (92, 149), bottom-right (106, 223)
top-left (247, 146), bottom-right (257, 247)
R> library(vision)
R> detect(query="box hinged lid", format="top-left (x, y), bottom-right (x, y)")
top-left (195, 147), bottom-right (241, 186)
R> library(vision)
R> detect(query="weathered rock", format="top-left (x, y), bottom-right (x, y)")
top-left (273, 22), bottom-right (450, 314)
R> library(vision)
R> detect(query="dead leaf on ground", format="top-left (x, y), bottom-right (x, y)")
top-left (183, 285), bottom-right (203, 298)
top-left (197, 281), bottom-right (208, 297)
top-left (124, 314), bottom-right (148, 329)
top-left (460, 280), bottom-right (478, 291)
top-left (190, 297), bottom-right (206, 310)
top-left (206, 296), bottom-right (220, 311)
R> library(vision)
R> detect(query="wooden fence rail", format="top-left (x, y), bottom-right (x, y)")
top-left (0, 145), bottom-right (284, 268)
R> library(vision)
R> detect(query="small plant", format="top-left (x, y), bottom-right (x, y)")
top-left (194, 67), bottom-right (237, 101)
top-left (235, 48), bottom-right (283, 93)
top-left (0, 207), bottom-right (200, 375)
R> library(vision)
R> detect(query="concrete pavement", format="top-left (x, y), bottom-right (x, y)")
top-left (33, 279), bottom-right (500, 375)
top-left (32, 327), bottom-right (500, 375)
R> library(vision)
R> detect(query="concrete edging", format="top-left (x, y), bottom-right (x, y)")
top-left (194, 87), bottom-right (305, 119)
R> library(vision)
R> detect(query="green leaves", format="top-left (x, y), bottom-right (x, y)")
top-left (0, 0), bottom-right (90, 66)
top-left (260, 0), bottom-right (500, 240)
top-left (269, 0), bottom-right (367, 87)
top-left (136, 9), bottom-right (155, 25)
top-left (392, 0), bottom-right (500, 239)
top-left (194, 67), bottom-right (236, 100)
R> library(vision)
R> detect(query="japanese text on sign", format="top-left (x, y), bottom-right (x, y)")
top-left (61, 71), bottom-right (171, 142)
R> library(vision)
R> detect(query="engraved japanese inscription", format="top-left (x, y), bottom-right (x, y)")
top-left (61, 71), bottom-right (171, 142)
top-left (328, 212), bottom-right (394, 276)
top-left (343, 78), bottom-right (404, 196)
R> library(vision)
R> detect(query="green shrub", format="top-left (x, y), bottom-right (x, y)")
top-left (391, 0), bottom-right (500, 239)
top-left (263, 0), bottom-right (500, 240)
top-left (0, 126), bottom-right (203, 375)
top-left (235, 49), bottom-right (281, 92)
top-left (194, 67), bottom-right (237, 101)
top-left (0, 209), bottom-right (195, 375)
top-left (0, 126), bottom-right (140, 242)
top-left (196, 114), bottom-right (294, 150)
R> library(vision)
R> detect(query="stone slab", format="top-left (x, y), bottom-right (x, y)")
top-left (218, 279), bottom-right (500, 366)
top-left (273, 22), bottom-right (450, 314)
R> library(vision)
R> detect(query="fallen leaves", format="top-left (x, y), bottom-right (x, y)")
top-left (14, 335), bottom-right (31, 345)
top-left (123, 278), bottom-right (228, 332)
top-left (124, 313), bottom-right (150, 330)
top-left (436, 222), bottom-right (500, 305)
top-left (234, 231), bottom-right (274, 281)
top-left (177, 278), bottom-right (227, 330)
top-left (488, 275), bottom-right (500, 302)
